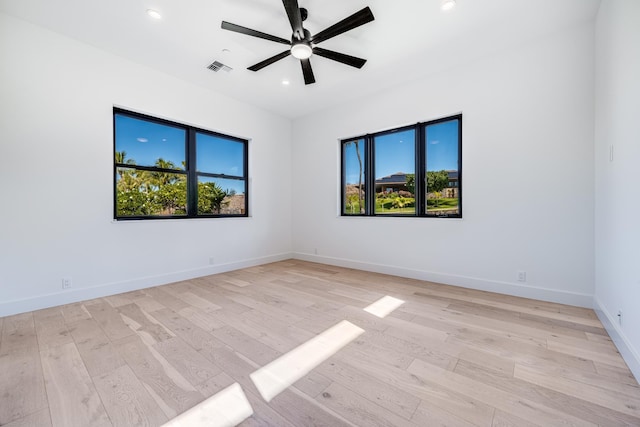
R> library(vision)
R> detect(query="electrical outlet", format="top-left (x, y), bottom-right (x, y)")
top-left (62, 277), bottom-right (72, 289)
top-left (314, 248), bottom-right (318, 255)
top-left (617, 310), bottom-right (622, 325)
top-left (209, 257), bottom-right (215, 265)
top-left (517, 271), bottom-right (527, 282)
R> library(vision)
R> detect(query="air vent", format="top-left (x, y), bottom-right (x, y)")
top-left (207, 60), bottom-right (232, 73)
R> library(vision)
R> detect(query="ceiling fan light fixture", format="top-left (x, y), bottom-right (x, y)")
top-left (441, 0), bottom-right (456, 11)
top-left (291, 42), bottom-right (312, 60)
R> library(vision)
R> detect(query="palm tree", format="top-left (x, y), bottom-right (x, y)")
top-left (115, 151), bottom-right (136, 179)
top-left (346, 141), bottom-right (364, 214)
top-left (152, 158), bottom-right (178, 186)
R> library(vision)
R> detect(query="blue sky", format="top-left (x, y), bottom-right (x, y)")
top-left (344, 119), bottom-right (459, 184)
top-left (115, 114), bottom-right (186, 168)
top-left (426, 119), bottom-right (459, 172)
top-left (375, 128), bottom-right (416, 179)
top-left (115, 114), bottom-right (246, 194)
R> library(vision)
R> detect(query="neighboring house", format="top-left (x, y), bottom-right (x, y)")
top-left (375, 172), bottom-right (409, 193)
top-left (375, 171), bottom-right (459, 197)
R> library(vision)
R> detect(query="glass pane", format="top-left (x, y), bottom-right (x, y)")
top-left (198, 176), bottom-right (246, 215)
top-left (343, 139), bottom-right (365, 215)
top-left (374, 129), bottom-right (416, 215)
top-left (114, 114), bottom-right (186, 170)
top-left (196, 133), bottom-right (245, 176)
top-left (426, 119), bottom-right (459, 216)
top-left (116, 167), bottom-right (187, 217)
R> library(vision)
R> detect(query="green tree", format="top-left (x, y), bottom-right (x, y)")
top-left (426, 170), bottom-right (450, 194)
top-left (392, 197), bottom-right (406, 210)
top-left (154, 178), bottom-right (187, 214)
top-left (115, 151), bottom-right (136, 179)
top-left (198, 182), bottom-right (229, 214)
top-left (432, 191), bottom-right (442, 208)
top-left (346, 193), bottom-right (360, 214)
top-left (151, 158), bottom-right (179, 186)
top-left (405, 174), bottom-right (415, 195)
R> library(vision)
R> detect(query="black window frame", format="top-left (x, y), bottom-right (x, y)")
top-left (113, 108), bottom-right (249, 220)
top-left (340, 114), bottom-right (462, 218)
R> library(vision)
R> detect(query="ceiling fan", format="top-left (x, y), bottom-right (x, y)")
top-left (221, 0), bottom-right (375, 85)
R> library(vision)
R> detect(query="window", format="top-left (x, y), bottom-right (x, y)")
top-left (374, 127), bottom-right (416, 215)
top-left (114, 108), bottom-right (248, 219)
top-left (341, 114), bottom-right (461, 218)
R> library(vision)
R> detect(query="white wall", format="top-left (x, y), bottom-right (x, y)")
top-left (594, 0), bottom-right (640, 379)
top-left (0, 13), bottom-right (293, 316)
top-left (292, 23), bottom-right (595, 307)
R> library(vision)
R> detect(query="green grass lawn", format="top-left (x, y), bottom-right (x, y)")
top-left (375, 206), bottom-right (416, 214)
top-left (427, 198), bottom-right (458, 210)
top-left (345, 198), bottom-right (458, 214)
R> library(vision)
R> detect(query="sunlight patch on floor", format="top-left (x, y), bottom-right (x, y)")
top-left (250, 320), bottom-right (365, 402)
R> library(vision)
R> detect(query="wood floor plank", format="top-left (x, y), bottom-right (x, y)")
top-left (196, 374), bottom-right (297, 427)
top-left (514, 363), bottom-right (640, 419)
top-left (33, 308), bottom-right (73, 350)
top-left (293, 371), bottom-right (334, 398)
top-left (0, 313), bottom-right (38, 355)
top-left (316, 381), bottom-right (417, 427)
top-left (195, 334), bottom-right (354, 427)
top-left (85, 301), bottom-right (135, 342)
top-left (210, 323), bottom-right (283, 366)
top-left (176, 306), bottom-right (225, 331)
top-left (117, 303), bottom-right (174, 345)
top-left (93, 364), bottom-right (168, 427)
top-left (112, 335), bottom-right (204, 419)
top-left (1, 407), bottom-right (52, 427)
top-left (454, 358), bottom-right (640, 426)
top-left (152, 336), bottom-right (222, 386)
top-left (491, 409), bottom-right (540, 427)
top-left (352, 350), bottom-right (495, 426)
top-left (40, 342), bottom-right (111, 427)
top-left (411, 401), bottom-right (481, 427)
top-left (594, 361), bottom-right (639, 385)
top-left (408, 358), bottom-right (598, 427)
top-left (143, 286), bottom-right (189, 312)
top-left (546, 336), bottom-right (628, 368)
top-left (316, 359), bottom-right (421, 420)
top-left (59, 302), bottom-right (92, 323)
top-left (446, 328), bottom-right (598, 373)
top-left (0, 348), bottom-right (48, 425)
top-left (67, 318), bottom-right (125, 378)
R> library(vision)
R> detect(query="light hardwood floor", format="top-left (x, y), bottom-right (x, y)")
top-left (1, 260), bottom-right (639, 426)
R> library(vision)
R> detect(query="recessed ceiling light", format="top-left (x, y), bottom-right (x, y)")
top-left (147, 9), bottom-right (162, 20)
top-left (441, 0), bottom-right (456, 11)
top-left (282, 79), bottom-right (290, 86)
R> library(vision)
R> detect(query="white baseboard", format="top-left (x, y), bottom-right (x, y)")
top-left (0, 252), bottom-right (293, 317)
top-left (293, 252), bottom-right (594, 308)
top-left (593, 297), bottom-right (640, 382)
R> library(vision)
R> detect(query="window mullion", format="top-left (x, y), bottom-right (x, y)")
top-left (187, 129), bottom-right (198, 216)
top-left (365, 135), bottom-right (375, 215)
top-left (416, 124), bottom-right (426, 216)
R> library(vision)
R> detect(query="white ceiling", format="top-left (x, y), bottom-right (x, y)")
top-left (0, 0), bottom-right (600, 119)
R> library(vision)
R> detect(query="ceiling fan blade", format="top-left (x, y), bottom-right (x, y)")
top-left (248, 50), bottom-right (291, 72)
top-left (300, 58), bottom-right (316, 85)
top-left (221, 21), bottom-right (291, 45)
top-left (310, 7), bottom-right (375, 45)
top-left (312, 47), bottom-right (367, 69)
top-left (282, 0), bottom-right (304, 40)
